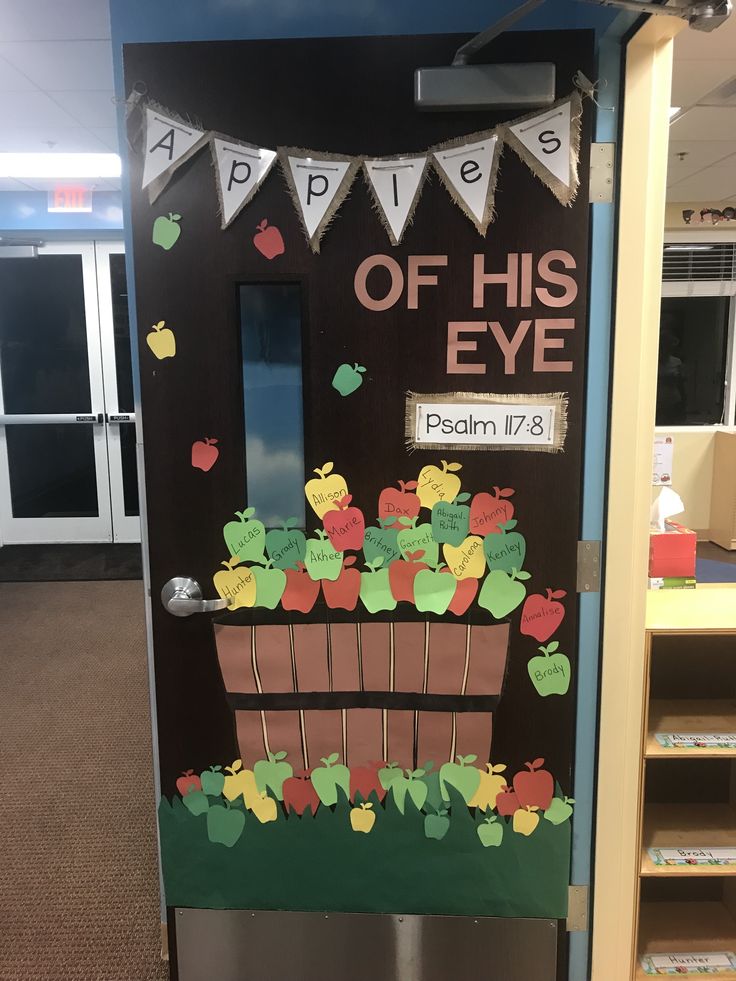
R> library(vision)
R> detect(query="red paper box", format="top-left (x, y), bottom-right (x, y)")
top-left (648, 521), bottom-right (697, 578)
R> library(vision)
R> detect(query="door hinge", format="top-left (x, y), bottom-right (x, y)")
top-left (577, 540), bottom-right (601, 593)
top-left (567, 884), bottom-right (589, 932)
top-left (589, 142), bottom-right (615, 203)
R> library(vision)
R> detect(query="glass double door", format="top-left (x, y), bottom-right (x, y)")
top-left (0, 242), bottom-right (140, 544)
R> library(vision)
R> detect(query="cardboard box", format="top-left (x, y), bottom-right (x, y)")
top-left (648, 521), bottom-right (697, 579)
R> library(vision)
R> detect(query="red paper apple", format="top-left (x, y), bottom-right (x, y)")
top-left (378, 479), bottom-right (421, 529)
top-left (350, 762), bottom-right (387, 803)
top-left (389, 549), bottom-right (428, 603)
top-left (469, 487), bottom-right (515, 536)
top-left (440, 568), bottom-right (479, 616)
top-left (191, 437), bottom-right (219, 472)
top-left (496, 785), bottom-right (520, 816)
top-left (513, 758), bottom-right (554, 810)
top-left (520, 588), bottom-right (567, 643)
top-left (281, 561), bottom-right (320, 613)
top-left (253, 219), bottom-right (285, 260)
top-left (322, 555), bottom-right (360, 610)
top-left (176, 769), bottom-right (202, 797)
top-left (323, 494), bottom-right (365, 552)
top-left (283, 769), bottom-right (320, 816)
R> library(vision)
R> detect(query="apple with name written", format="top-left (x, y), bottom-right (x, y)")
top-left (521, 588), bottom-right (567, 643)
top-left (152, 212), bottom-right (182, 250)
top-left (544, 796), bottom-right (575, 826)
top-left (283, 770), bottom-right (320, 816)
top-left (253, 750), bottom-right (293, 800)
top-left (443, 535), bottom-right (485, 581)
top-left (513, 805), bottom-right (540, 837)
top-left (478, 568), bottom-right (531, 619)
top-left (363, 518), bottom-right (401, 567)
top-left (176, 769), bottom-right (201, 797)
top-left (477, 815), bottom-right (504, 847)
top-left (253, 219), bottom-right (285, 260)
top-left (252, 559), bottom-right (287, 610)
top-left (495, 785), bottom-right (519, 817)
top-left (322, 555), bottom-right (361, 611)
top-left (191, 437), bottom-right (219, 472)
top-left (212, 558), bottom-right (256, 611)
top-left (441, 569), bottom-right (478, 616)
top-left (378, 479), bottom-right (421, 529)
top-left (265, 517), bottom-right (306, 571)
top-left (331, 362), bottom-right (366, 397)
top-left (469, 763), bottom-right (508, 811)
top-left (469, 487), bottom-right (515, 536)
top-left (397, 516), bottom-right (439, 566)
top-left (311, 752), bottom-right (350, 806)
top-left (417, 460), bottom-right (463, 510)
top-left (206, 801), bottom-right (245, 847)
top-left (281, 561), bottom-right (320, 613)
top-left (200, 765), bottom-right (225, 797)
top-left (440, 754), bottom-right (481, 804)
top-left (323, 494), bottom-right (365, 552)
top-left (304, 528), bottom-right (343, 582)
top-left (223, 508), bottom-right (266, 564)
top-left (513, 758), bottom-right (554, 810)
top-left (483, 519), bottom-right (526, 574)
top-left (350, 761), bottom-right (386, 803)
top-left (305, 461), bottom-right (349, 519)
top-left (527, 641), bottom-right (571, 696)
top-left (360, 557), bottom-right (397, 613)
top-left (389, 549), bottom-right (428, 604)
top-left (431, 493), bottom-right (471, 547)
top-left (414, 562), bottom-right (456, 615)
top-left (146, 320), bottom-right (175, 360)
top-left (350, 802), bottom-right (375, 834)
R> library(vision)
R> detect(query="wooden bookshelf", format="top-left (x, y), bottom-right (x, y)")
top-left (637, 901), bottom-right (736, 979)
top-left (641, 804), bottom-right (736, 876)
top-left (646, 700), bottom-right (736, 759)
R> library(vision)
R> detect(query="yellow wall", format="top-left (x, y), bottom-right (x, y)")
top-left (651, 427), bottom-right (716, 534)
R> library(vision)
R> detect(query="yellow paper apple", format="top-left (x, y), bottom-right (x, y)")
top-left (146, 320), bottom-right (176, 360)
top-left (513, 805), bottom-right (540, 836)
top-left (304, 461), bottom-right (349, 519)
top-left (443, 535), bottom-right (485, 580)
top-left (213, 558), bottom-right (256, 611)
top-left (417, 460), bottom-right (462, 510)
top-left (251, 791), bottom-right (278, 824)
top-left (350, 802), bottom-right (376, 834)
top-left (222, 760), bottom-right (259, 806)
top-left (468, 763), bottom-right (508, 811)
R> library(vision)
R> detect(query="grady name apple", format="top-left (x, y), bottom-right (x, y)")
top-left (353, 250), bottom-right (578, 376)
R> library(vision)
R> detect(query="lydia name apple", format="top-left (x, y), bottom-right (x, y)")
top-left (513, 758), bottom-right (554, 810)
top-left (152, 212), bottom-right (182, 250)
top-left (482, 519), bottom-right (526, 574)
top-left (191, 437), bottom-right (219, 472)
top-left (283, 770), bottom-right (320, 816)
top-left (416, 460), bottom-right (463, 510)
top-left (212, 558), bottom-right (256, 610)
top-left (544, 796), bottom-right (575, 826)
top-left (253, 219), bottom-right (285, 260)
top-left (252, 560), bottom-right (287, 609)
top-left (146, 320), bottom-right (176, 360)
top-left (350, 802), bottom-right (376, 833)
top-left (323, 494), bottom-right (365, 552)
top-left (281, 562), bottom-right (320, 612)
top-left (478, 568), bottom-right (530, 619)
top-left (477, 815), bottom-right (504, 847)
top-left (440, 754), bottom-right (481, 804)
top-left (443, 535), bottom-right (485, 580)
top-left (527, 641), bottom-right (571, 697)
top-left (305, 462), bottom-right (349, 520)
top-left (304, 529), bottom-right (343, 582)
top-left (388, 550), bottom-right (428, 604)
top-left (253, 750), bottom-right (293, 800)
top-left (331, 362), bottom-right (366, 397)
top-left (223, 508), bottom-right (266, 564)
top-left (378, 479), bottom-right (421, 529)
top-left (206, 801), bottom-right (245, 847)
top-left (520, 588), bottom-right (567, 643)
top-left (360, 557), bottom-right (397, 613)
top-left (424, 808), bottom-right (450, 841)
top-left (311, 752), bottom-right (350, 806)
top-left (414, 563), bottom-right (456, 615)
top-left (396, 517), bottom-right (439, 566)
top-left (430, 493), bottom-right (471, 547)
top-left (265, 518), bottom-right (307, 571)
top-left (364, 520), bottom-right (402, 566)
top-left (469, 487), bottom-right (515, 536)
top-left (322, 554), bottom-right (361, 610)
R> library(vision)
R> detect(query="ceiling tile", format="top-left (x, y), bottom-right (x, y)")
top-left (671, 60), bottom-right (736, 110)
top-left (667, 141), bottom-right (736, 185)
top-left (0, 127), bottom-right (112, 153)
top-left (0, 40), bottom-right (113, 91)
top-left (0, 90), bottom-right (81, 128)
top-left (0, 55), bottom-right (38, 92)
top-left (669, 106), bottom-right (736, 141)
top-left (0, 0), bottom-right (111, 41)
top-left (89, 127), bottom-right (120, 151)
top-left (48, 90), bottom-right (117, 128)
top-left (666, 163), bottom-right (736, 203)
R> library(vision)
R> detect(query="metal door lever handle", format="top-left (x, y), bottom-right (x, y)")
top-left (161, 577), bottom-right (230, 617)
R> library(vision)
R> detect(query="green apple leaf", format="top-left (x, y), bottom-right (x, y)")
top-left (171, 213), bottom-right (182, 221)
top-left (515, 570), bottom-right (532, 581)
top-left (284, 517), bottom-right (299, 529)
top-left (354, 364), bottom-right (366, 373)
top-left (422, 760), bottom-right (434, 772)
top-left (445, 462), bottom-right (463, 472)
top-left (547, 641), bottom-right (560, 653)
top-left (273, 750), bottom-right (288, 761)
top-left (397, 516), bottom-right (414, 527)
top-left (454, 492), bottom-right (471, 503)
top-left (243, 507), bottom-right (256, 519)
top-left (501, 519), bottom-right (518, 531)
top-left (325, 752), bottom-right (339, 765)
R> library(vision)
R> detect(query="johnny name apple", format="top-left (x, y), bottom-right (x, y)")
top-left (353, 250), bottom-right (579, 376)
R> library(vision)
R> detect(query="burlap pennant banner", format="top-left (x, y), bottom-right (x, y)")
top-left (431, 131), bottom-right (500, 236)
top-left (141, 104), bottom-right (209, 205)
top-left (210, 134), bottom-right (277, 230)
top-left (362, 154), bottom-right (429, 246)
top-left (502, 92), bottom-right (582, 207)
top-left (278, 148), bottom-right (360, 254)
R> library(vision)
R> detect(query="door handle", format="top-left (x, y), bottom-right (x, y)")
top-left (161, 576), bottom-right (230, 617)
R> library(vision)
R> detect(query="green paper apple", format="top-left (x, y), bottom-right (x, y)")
top-left (414, 562), bottom-right (456, 615)
top-left (378, 761), bottom-right (403, 791)
top-left (424, 808), bottom-right (450, 840)
top-left (265, 517), bottom-right (307, 570)
top-left (544, 796), bottom-right (575, 825)
top-left (311, 752), bottom-right (350, 806)
top-left (363, 518), bottom-right (401, 567)
top-left (304, 529), bottom-right (343, 582)
top-left (152, 212), bottom-right (182, 250)
top-left (253, 750), bottom-right (293, 800)
top-left (206, 801), bottom-right (245, 847)
top-left (253, 560), bottom-right (287, 609)
top-left (223, 508), bottom-right (266, 564)
top-left (391, 768), bottom-right (428, 815)
top-left (182, 788), bottom-right (210, 816)
top-left (430, 493), bottom-right (471, 547)
top-left (419, 762), bottom-right (444, 812)
top-left (360, 557), bottom-right (397, 613)
top-left (478, 568), bottom-right (531, 618)
top-left (527, 641), bottom-right (571, 697)
top-left (439, 754), bottom-right (481, 803)
top-left (199, 765), bottom-right (225, 796)
top-left (483, 519), bottom-right (526, 573)
top-left (332, 362), bottom-right (366, 397)
top-left (397, 516), bottom-right (439, 566)
top-left (477, 815), bottom-right (504, 847)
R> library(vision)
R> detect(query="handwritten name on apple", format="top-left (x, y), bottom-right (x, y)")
top-left (353, 250), bottom-right (578, 376)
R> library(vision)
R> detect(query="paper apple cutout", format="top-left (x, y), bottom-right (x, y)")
top-left (253, 219), bottom-right (285, 259)
top-left (350, 801), bottom-right (376, 833)
top-left (283, 770), bottom-right (320, 816)
top-left (176, 769), bottom-right (201, 797)
top-left (483, 519), bottom-right (526, 574)
top-left (360, 557), bottom-right (397, 613)
top-left (414, 563), bottom-right (456, 615)
top-left (152, 212), bottom-right (182, 250)
top-left (206, 802), bottom-right (245, 847)
top-left (304, 528), bottom-right (343, 582)
top-left (439, 754), bottom-right (481, 804)
top-left (332, 362), bottom-right (366, 397)
top-left (477, 815), bottom-right (503, 847)
top-left (417, 460), bottom-right (462, 510)
top-left (388, 550), bottom-right (428, 604)
top-left (265, 517), bottom-right (306, 571)
top-left (520, 588), bottom-right (567, 642)
top-left (513, 758), bottom-right (554, 810)
top-left (212, 558), bottom-right (256, 610)
top-left (378, 479), bottom-right (421, 529)
top-left (281, 562), bottom-right (320, 613)
top-left (442, 570), bottom-right (478, 616)
top-left (544, 796), bottom-right (575, 826)
top-left (363, 518), bottom-right (401, 567)
top-left (146, 320), bottom-right (175, 360)
top-left (311, 752), bottom-right (350, 806)
top-left (322, 555), bottom-right (360, 610)
top-left (350, 762), bottom-right (387, 803)
top-left (305, 462), bottom-right (349, 519)
top-left (223, 508), bottom-right (266, 564)
top-left (430, 493), bottom-right (471, 547)
top-left (527, 641), bottom-right (571, 697)
top-left (252, 560), bottom-right (287, 609)
top-left (495, 785), bottom-right (519, 816)
top-left (513, 805), bottom-right (540, 836)
top-left (469, 763), bottom-right (508, 811)
top-left (443, 535), bottom-right (485, 580)
top-left (396, 516), bottom-right (439, 566)
top-left (323, 494), bottom-right (365, 552)
top-left (469, 487), bottom-right (515, 536)
top-left (478, 568), bottom-right (531, 618)
top-left (191, 437), bottom-right (219, 472)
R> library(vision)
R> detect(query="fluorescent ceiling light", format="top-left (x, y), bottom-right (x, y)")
top-left (664, 244), bottom-right (715, 251)
top-left (0, 153), bottom-right (121, 179)
top-left (669, 106), bottom-right (681, 119)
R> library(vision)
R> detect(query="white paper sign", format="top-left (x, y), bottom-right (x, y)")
top-left (656, 732), bottom-right (736, 749)
top-left (211, 137), bottom-right (277, 229)
top-left (363, 155), bottom-right (428, 245)
top-left (508, 99), bottom-right (572, 189)
top-left (415, 402), bottom-right (555, 447)
top-left (642, 951), bottom-right (736, 975)
top-left (653, 435), bottom-right (674, 486)
top-left (283, 152), bottom-right (357, 251)
top-left (432, 135), bottom-right (498, 234)
top-left (141, 108), bottom-right (207, 199)
top-left (649, 847), bottom-right (736, 865)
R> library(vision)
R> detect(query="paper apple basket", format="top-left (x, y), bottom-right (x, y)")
top-left (212, 604), bottom-right (509, 772)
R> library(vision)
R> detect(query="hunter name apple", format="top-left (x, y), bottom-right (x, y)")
top-left (353, 250), bottom-right (579, 376)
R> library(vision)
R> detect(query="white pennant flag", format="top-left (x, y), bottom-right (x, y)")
top-left (504, 93), bottom-right (581, 206)
top-left (279, 148), bottom-right (360, 253)
top-left (363, 155), bottom-right (428, 246)
top-left (432, 132), bottom-right (499, 236)
top-left (211, 136), bottom-right (277, 229)
top-left (141, 106), bottom-right (208, 203)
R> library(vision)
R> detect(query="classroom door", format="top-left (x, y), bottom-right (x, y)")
top-left (124, 30), bottom-right (592, 980)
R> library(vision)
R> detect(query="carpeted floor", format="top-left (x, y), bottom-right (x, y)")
top-left (0, 581), bottom-right (168, 981)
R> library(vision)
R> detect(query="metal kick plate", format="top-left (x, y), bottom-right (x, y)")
top-left (175, 908), bottom-right (558, 980)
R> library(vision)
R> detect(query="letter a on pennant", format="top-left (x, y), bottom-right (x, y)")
top-left (279, 148), bottom-right (360, 253)
top-left (431, 132), bottom-right (499, 236)
top-left (141, 106), bottom-right (208, 203)
top-left (363, 155), bottom-right (429, 246)
top-left (504, 93), bottom-right (582, 206)
top-left (211, 136), bottom-right (277, 229)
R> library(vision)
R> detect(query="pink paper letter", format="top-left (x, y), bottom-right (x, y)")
top-left (533, 319), bottom-right (574, 372)
top-left (447, 321), bottom-right (487, 374)
top-left (488, 319), bottom-right (533, 375)
top-left (354, 254), bottom-right (403, 311)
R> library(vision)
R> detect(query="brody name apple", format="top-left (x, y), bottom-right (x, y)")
top-left (532, 661), bottom-right (568, 684)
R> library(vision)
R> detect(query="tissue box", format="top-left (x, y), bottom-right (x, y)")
top-left (648, 521), bottom-right (697, 578)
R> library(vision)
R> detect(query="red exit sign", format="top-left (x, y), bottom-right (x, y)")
top-left (47, 186), bottom-right (93, 213)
